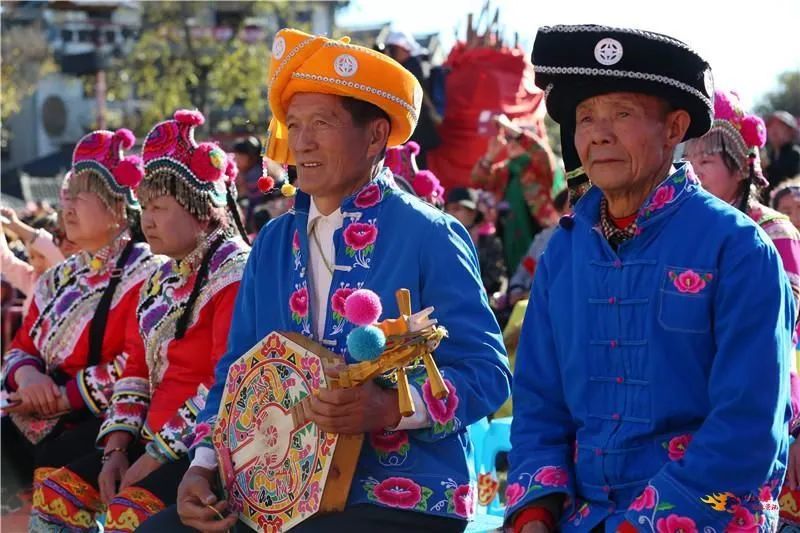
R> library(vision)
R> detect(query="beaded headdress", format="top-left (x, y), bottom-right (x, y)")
top-left (67, 128), bottom-right (144, 217)
top-left (685, 89), bottom-right (768, 187)
top-left (141, 109), bottom-right (238, 220)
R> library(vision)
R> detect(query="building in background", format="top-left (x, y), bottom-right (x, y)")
top-left (1, 1), bottom-right (349, 202)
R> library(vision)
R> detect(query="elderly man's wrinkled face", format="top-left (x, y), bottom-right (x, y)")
top-left (286, 93), bottom-right (385, 204)
top-left (574, 92), bottom-right (688, 196)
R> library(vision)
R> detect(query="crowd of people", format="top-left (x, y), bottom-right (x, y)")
top-left (1, 20), bottom-right (800, 533)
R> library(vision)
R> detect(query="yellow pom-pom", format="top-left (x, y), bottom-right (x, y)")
top-left (90, 257), bottom-right (103, 271)
top-left (281, 183), bottom-right (297, 197)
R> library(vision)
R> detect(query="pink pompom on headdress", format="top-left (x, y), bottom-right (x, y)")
top-left (224, 156), bottom-right (238, 183)
top-left (412, 169), bottom-right (445, 207)
top-left (114, 128), bottom-right (136, 151)
top-left (114, 155), bottom-right (144, 189)
top-left (385, 141), bottom-right (420, 182)
top-left (173, 109), bottom-right (205, 127)
top-left (712, 89), bottom-right (766, 149)
top-left (740, 115), bottom-right (767, 149)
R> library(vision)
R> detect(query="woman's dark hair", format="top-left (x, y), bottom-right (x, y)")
top-left (126, 206), bottom-right (147, 243)
top-left (232, 136), bottom-right (262, 161)
top-left (31, 213), bottom-right (59, 233)
top-left (736, 155), bottom-right (758, 213)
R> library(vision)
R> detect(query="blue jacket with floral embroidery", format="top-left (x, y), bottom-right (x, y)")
top-left (506, 163), bottom-right (794, 532)
top-left (197, 170), bottom-right (511, 520)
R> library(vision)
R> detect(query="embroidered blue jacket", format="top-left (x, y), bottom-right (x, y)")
top-left (198, 170), bottom-right (511, 520)
top-left (506, 164), bottom-right (794, 532)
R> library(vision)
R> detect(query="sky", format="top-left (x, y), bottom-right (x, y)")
top-left (337, 0), bottom-right (800, 110)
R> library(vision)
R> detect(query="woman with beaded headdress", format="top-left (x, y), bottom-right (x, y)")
top-left (27, 109), bottom-right (250, 532)
top-left (684, 90), bottom-right (800, 525)
top-left (1, 129), bottom-right (158, 506)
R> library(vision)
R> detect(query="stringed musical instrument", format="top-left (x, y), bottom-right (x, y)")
top-left (212, 289), bottom-right (448, 532)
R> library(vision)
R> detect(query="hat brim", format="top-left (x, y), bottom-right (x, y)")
top-left (545, 76), bottom-right (712, 141)
top-left (456, 199), bottom-right (478, 211)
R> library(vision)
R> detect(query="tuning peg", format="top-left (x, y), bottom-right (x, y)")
top-left (396, 367), bottom-right (415, 417)
top-left (422, 352), bottom-right (448, 399)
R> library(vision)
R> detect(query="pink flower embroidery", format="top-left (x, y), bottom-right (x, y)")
top-left (191, 423), bottom-right (212, 448)
top-left (649, 185), bottom-right (676, 211)
top-left (505, 482), bottom-right (525, 508)
top-left (726, 506), bottom-right (758, 532)
top-left (422, 378), bottom-right (459, 424)
top-left (667, 434), bottom-right (693, 461)
top-left (629, 486), bottom-right (657, 511)
top-left (354, 183), bottom-right (382, 208)
top-left (292, 230), bottom-right (300, 251)
top-left (534, 465), bottom-right (569, 487)
top-left (289, 286), bottom-right (309, 319)
top-left (331, 287), bottom-right (356, 317)
top-left (343, 222), bottom-right (378, 251)
top-left (301, 355), bottom-right (321, 389)
top-left (452, 484), bottom-right (475, 518)
top-left (759, 484), bottom-right (772, 502)
top-left (298, 481), bottom-right (320, 514)
top-left (226, 362), bottom-right (248, 393)
top-left (656, 514), bottom-right (698, 533)
top-left (670, 270), bottom-right (710, 294)
top-left (369, 430), bottom-right (409, 454)
top-left (373, 477), bottom-right (422, 509)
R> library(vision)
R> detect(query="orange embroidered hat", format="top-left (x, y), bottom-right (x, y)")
top-left (266, 28), bottom-right (423, 165)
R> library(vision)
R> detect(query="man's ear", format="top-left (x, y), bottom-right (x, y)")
top-left (665, 109), bottom-right (691, 148)
top-left (366, 118), bottom-right (391, 159)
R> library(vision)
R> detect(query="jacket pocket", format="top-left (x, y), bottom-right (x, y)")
top-left (658, 266), bottom-right (715, 334)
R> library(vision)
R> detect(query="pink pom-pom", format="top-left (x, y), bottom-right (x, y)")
top-left (405, 141), bottom-right (421, 156)
top-left (174, 109), bottom-right (205, 127)
top-left (413, 170), bottom-right (439, 197)
top-left (114, 156), bottom-right (144, 188)
top-left (740, 115), bottom-right (767, 148)
top-left (224, 156), bottom-right (238, 182)
top-left (190, 143), bottom-right (226, 182)
top-left (344, 289), bottom-right (382, 326)
top-left (713, 90), bottom-right (742, 123)
top-left (113, 128), bottom-right (136, 150)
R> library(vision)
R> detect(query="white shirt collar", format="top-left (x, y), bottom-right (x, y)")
top-left (307, 198), bottom-right (344, 234)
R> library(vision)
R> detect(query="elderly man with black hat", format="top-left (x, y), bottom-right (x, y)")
top-left (506, 25), bottom-right (795, 533)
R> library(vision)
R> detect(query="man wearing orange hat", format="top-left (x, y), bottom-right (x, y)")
top-left (142, 29), bottom-right (510, 532)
